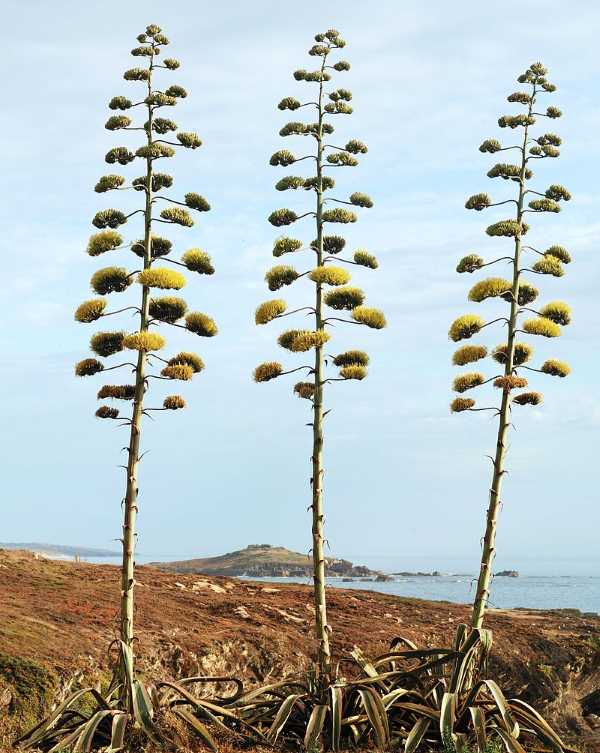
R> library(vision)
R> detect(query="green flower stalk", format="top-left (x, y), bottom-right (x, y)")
top-left (254, 29), bottom-right (385, 690)
top-left (74, 24), bottom-right (217, 709)
top-left (451, 62), bottom-right (571, 630)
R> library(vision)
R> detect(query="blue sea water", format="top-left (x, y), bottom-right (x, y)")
top-left (88, 553), bottom-right (600, 614)
top-left (239, 574), bottom-right (600, 614)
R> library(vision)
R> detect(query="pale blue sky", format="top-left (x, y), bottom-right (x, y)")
top-left (2, 0), bottom-right (599, 571)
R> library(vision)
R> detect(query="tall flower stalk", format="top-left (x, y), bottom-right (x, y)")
top-left (254, 28), bottom-right (385, 689)
top-left (76, 23), bottom-right (216, 689)
top-left (449, 62), bottom-right (571, 629)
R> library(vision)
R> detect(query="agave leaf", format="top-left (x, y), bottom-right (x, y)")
top-left (119, 641), bottom-right (134, 684)
top-left (178, 675), bottom-right (245, 702)
top-left (381, 687), bottom-right (410, 709)
top-left (266, 693), bottom-right (304, 743)
top-left (108, 711), bottom-right (128, 751)
top-left (351, 646), bottom-right (385, 686)
top-left (440, 692), bottom-right (457, 744)
top-left (453, 623), bottom-right (470, 651)
top-left (450, 625), bottom-right (481, 694)
top-left (393, 702), bottom-right (440, 721)
top-left (484, 680), bottom-right (519, 736)
top-left (405, 717), bottom-right (431, 753)
top-left (18, 687), bottom-right (104, 747)
top-left (509, 698), bottom-right (565, 751)
top-left (348, 722), bottom-right (361, 745)
top-left (47, 722), bottom-right (90, 753)
top-left (496, 726), bottom-right (528, 753)
top-left (346, 670), bottom-right (414, 687)
top-left (132, 680), bottom-right (159, 744)
top-left (304, 704), bottom-right (328, 751)
top-left (158, 680), bottom-right (244, 726)
top-left (172, 707), bottom-right (218, 751)
top-left (233, 679), bottom-right (308, 706)
top-left (480, 628), bottom-right (493, 654)
top-left (357, 687), bottom-right (390, 749)
top-left (469, 706), bottom-right (487, 752)
top-left (330, 685), bottom-right (343, 752)
top-left (462, 680), bottom-right (487, 711)
top-left (73, 709), bottom-right (114, 752)
top-left (390, 635), bottom-right (419, 651)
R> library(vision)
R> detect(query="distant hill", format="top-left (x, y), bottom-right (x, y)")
top-left (0, 542), bottom-right (118, 558)
top-left (151, 544), bottom-right (381, 578)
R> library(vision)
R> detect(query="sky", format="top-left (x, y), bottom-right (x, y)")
top-left (2, 0), bottom-right (599, 573)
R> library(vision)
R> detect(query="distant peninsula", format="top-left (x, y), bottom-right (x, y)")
top-left (151, 544), bottom-right (386, 579)
top-left (0, 542), bottom-right (118, 558)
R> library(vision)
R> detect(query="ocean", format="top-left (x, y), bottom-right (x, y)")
top-left (86, 553), bottom-right (600, 614)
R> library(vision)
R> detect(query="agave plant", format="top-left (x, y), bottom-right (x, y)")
top-left (17, 23), bottom-right (230, 752)
top-left (253, 27), bottom-right (385, 692)
top-left (191, 627), bottom-right (572, 753)
top-left (351, 627), bottom-right (574, 753)
top-left (450, 62), bottom-right (572, 630)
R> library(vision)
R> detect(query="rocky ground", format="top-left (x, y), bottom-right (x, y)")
top-left (1, 549), bottom-right (599, 751)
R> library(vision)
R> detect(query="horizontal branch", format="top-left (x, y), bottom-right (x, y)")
top-left (323, 317), bottom-right (364, 326)
top-left (101, 362), bottom-right (138, 372)
top-left (275, 306), bottom-right (316, 319)
top-left (102, 306), bottom-right (141, 318)
top-left (481, 317), bottom-right (510, 330)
